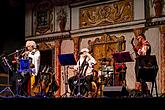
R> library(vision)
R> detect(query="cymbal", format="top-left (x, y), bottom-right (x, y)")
top-left (98, 58), bottom-right (111, 62)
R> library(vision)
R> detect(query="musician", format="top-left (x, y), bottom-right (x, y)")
top-left (131, 33), bottom-right (151, 95)
top-left (21, 40), bottom-right (40, 96)
top-left (68, 48), bottom-right (97, 96)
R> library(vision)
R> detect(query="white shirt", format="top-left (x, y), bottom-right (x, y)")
top-left (28, 49), bottom-right (40, 76)
top-left (74, 53), bottom-right (96, 76)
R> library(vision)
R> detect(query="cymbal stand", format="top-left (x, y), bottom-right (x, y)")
top-left (99, 64), bottom-right (105, 97)
top-left (60, 66), bottom-right (71, 97)
top-left (0, 56), bottom-right (15, 97)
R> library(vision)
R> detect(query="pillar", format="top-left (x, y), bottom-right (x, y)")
top-left (72, 36), bottom-right (80, 62)
top-left (159, 25), bottom-right (165, 93)
top-left (54, 39), bottom-right (62, 97)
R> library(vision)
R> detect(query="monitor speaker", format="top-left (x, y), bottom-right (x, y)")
top-left (103, 86), bottom-right (128, 97)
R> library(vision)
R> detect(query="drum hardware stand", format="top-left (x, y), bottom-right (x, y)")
top-left (98, 58), bottom-right (109, 97)
top-left (0, 56), bottom-right (15, 97)
top-left (99, 65), bottom-right (107, 97)
top-left (98, 58), bottom-right (115, 97)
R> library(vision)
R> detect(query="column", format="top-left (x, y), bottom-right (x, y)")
top-left (159, 25), bottom-right (165, 94)
top-left (54, 39), bottom-right (62, 97)
top-left (72, 36), bottom-right (80, 62)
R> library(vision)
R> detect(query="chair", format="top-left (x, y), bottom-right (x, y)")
top-left (135, 55), bottom-right (159, 97)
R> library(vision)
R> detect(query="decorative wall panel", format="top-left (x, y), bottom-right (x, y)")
top-left (32, 0), bottom-right (54, 35)
top-left (80, 0), bottom-right (133, 28)
top-left (89, 34), bottom-right (126, 71)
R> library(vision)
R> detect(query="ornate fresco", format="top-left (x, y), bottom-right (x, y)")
top-left (56, 7), bottom-right (68, 32)
top-left (32, 0), bottom-right (53, 35)
top-left (88, 34), bottom-right (126, 71)
top-left (80, 0), bottom-right (133, 28)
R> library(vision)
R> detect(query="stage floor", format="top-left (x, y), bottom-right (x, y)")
top-left (0, 96), bottom-right (164, 110)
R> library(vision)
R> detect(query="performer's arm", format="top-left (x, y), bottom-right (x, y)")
top-left (131, 37), bottom-right (139, 56)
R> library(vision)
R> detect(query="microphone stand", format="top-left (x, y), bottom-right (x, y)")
top-left (0, 56), bottom-right (15, 97)
top-left (14, 49), bottom-right (27, 98)
top-left (8, 48), bottom-right (25, 57)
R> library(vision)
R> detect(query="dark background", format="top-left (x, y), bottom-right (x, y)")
top-left (0, 0), bottom-right (25, 73)
top-left (0, 0), bottom-right (25, 56)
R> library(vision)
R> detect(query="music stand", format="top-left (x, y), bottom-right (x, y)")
top-left (112, 51), bottom-right (133, 86)
top-left (16, 58), bottom-right (32, 97)
top-left (112, 51), bottom-right (134, 63)
top-left (58, 53), bottom-right (77, 97)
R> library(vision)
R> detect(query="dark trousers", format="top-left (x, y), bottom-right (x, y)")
top-left (68, 74), bottom-right (93, 94)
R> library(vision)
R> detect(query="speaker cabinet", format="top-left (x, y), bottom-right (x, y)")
top-left (103, 86), bottom-right (123, 97)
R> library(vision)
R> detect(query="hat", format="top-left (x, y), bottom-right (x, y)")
top-left (80, 48), bottom-right (89, 53)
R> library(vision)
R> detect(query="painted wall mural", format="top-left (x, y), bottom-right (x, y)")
top-left (88, 34), bottom-right (126, 71)
top-left (56, 8), bottom-right (68, 32)
top-left (32, 0), bottom-right (53, 35)
top-left (80, 0), bottom-right (133, 28)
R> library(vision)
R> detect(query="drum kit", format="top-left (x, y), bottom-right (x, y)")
top-left (95, 57), bottom-right (114, 97)
top-left (98, 57), bottom-right (114, 85)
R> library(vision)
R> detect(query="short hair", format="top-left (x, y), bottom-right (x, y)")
top-left (25, 40), bottom-right (37, 48)
top-left (138, 33), bottom-right (146, 40)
